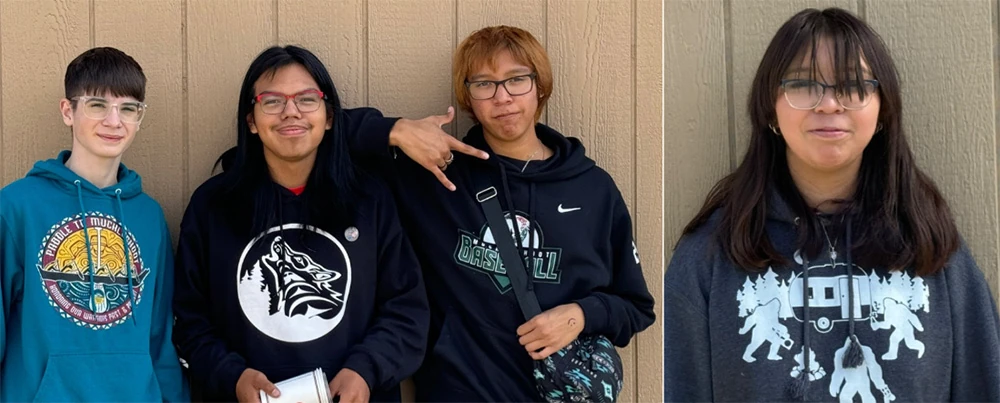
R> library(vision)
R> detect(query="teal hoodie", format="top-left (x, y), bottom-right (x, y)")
top-left (0, 151), bottom-right (188, 402)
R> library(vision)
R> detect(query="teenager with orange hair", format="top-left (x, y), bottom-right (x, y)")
top-left (350, 26), bottom-right (655, 401)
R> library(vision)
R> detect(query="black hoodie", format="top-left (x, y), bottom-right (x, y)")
top-left (172, 167), bottom-right (428, 401)
top-left (352, 118), bottom-right (656, 401)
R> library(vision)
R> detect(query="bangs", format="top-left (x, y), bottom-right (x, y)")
top-left (256, 59), bottom-right (297, 85)
top-left (466, 40), bottom-right (536, 77)
top-left (76, 77), bottom-right (145, 101)
top-left (66, 49), bottom-right (146, 101)
top-left (781, 15), bottom-right (875, 93)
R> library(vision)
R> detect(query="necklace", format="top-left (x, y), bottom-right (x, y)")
top-left (818, 217), bottom-right (839, 261)
top-left (521, 147), bottom-right (543, 172)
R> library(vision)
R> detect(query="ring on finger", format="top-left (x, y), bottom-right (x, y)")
top-left (445, 152), bottom-right (455, 165)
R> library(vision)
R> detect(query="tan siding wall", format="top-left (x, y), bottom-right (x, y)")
top-left (665, 0), bottom-right (1000, 308)
top-left (635, 0), bottom-right (663, 399)
top-left (0, 0), bottom-right (664, 401)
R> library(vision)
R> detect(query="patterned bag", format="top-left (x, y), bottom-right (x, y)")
top-left (533, 335), bottom-right (624, 402)
top-left (475, 184), bottom-right (624, 402)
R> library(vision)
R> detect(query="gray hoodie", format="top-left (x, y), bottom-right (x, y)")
top-left (664, 190), bottom-right (1000, 402)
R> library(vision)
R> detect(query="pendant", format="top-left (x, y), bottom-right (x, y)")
top-left (830, 250), bottom-right (838, 261)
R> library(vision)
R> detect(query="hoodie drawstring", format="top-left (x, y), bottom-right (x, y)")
top-left (114, 189), bottom-right (137, 325)
top-left (73, 180), bottom-right (138, 325)
top-left (527, 182), bottom-right (537, 283)
top-left (789, 214), bottom-right (863, 400)
top-left (843, 218), bottom-right (864, 367)
top-left (789, 253), bottom-right (811, 401)
top-left (74, 180), bottom-right (99, 316)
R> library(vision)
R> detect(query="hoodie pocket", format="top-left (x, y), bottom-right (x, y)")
top-left (420, 313), bottom-right (478, 398)
top-left (423, 311), bottom-right (529, 400)
top-left (31, 353), bottom-right (162, 402)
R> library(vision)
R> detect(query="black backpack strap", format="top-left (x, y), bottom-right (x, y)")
top-left (473, 178), bottom-right (543, 321)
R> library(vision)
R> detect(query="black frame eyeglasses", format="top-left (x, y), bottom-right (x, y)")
top-left (465, 73), bottom-right (537, 100)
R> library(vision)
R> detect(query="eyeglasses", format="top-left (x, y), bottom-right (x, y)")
top-left (465, 73), bottom-right (537, 100)
top-left (70, 96), bottom-right (147, 123)
top-left (252, 90), bottom-right (326, 115)
top-left (780, 79), bottom-right (880, 110)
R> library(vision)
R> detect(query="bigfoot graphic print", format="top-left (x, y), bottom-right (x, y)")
top-left (237, 223), bottom-right (352, 343)
top-left (736, 260), bottom-right (930, 402)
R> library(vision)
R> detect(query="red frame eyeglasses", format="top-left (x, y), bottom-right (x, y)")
top-left (251, 89), bottom-right (327, 114)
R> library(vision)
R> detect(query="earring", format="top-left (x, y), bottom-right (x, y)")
top-left (876, 123), bottom-right (884, 133)
top-left (769, 124), bottom-right (781, 135)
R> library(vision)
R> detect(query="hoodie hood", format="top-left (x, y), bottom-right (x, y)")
top-left (27, 150), bottom-right (144, 199)
top-left (462, 123), bottom-right (595, 182)
top-left (765, 183), bottom-right (799, 224)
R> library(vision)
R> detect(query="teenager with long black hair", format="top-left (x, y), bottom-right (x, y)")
top-left (172, 46), bottom-right (428, 403)
top-left (664, 8), bottom-right (1000, 402)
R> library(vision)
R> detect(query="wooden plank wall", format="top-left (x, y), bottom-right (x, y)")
top-left (0, 0), bottom-right (664, 401)
top-left (664, 0), bottom-right (1000, 311)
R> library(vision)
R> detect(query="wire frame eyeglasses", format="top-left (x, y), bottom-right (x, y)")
top-left (780, 79), bottom-right (880, 110)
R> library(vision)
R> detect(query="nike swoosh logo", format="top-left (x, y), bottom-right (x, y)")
top-left (557, 204), bottom-right (581, 213)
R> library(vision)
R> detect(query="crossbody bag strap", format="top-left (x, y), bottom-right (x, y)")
top-left (473, 176), bottom-right (543, 321)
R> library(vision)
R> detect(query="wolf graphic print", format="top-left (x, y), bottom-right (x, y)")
top-left (237, 224), bottom-right (352, 343)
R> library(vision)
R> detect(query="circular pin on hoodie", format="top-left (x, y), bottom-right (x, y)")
top-left (344, 226), bottom-right (359, 242)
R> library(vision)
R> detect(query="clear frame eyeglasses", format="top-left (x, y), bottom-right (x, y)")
top-left (780, 79), bottom-right (880, 110)
top-left (465, 73), bottom-right (537, 100)
top-left (252, 90), bottom-right (327, 115)
top-left (71, 96), bottom-right (148, 123)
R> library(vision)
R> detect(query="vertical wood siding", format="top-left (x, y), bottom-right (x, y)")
top-left (0, 0), bottom-right (664, 401)
top-left (664, 0), bottom-right (1000, 316)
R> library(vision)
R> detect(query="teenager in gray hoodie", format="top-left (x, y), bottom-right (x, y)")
top-left (664, 7), bottom-right (1000, 402)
